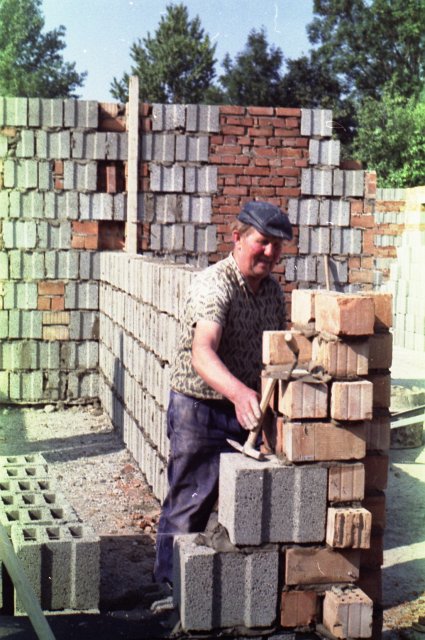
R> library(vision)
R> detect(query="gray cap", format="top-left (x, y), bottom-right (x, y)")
top-left (237, 201), bottom-right (293, 240)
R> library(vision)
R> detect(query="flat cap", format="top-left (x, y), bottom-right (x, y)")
top-left (237, 201), bottom-right (292, 240)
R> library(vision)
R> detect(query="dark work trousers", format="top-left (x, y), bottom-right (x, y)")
top-left (153, 390), bottom-right (247, 585)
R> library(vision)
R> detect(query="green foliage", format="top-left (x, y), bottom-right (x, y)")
top-left (110, 3), bottom-right (217, 103)
top-left (353, 91), bottom-right (425, 187)
top-left (218, 28), bottom-right (284, 106)
top-left (0, 0), bottom-right (86, 98)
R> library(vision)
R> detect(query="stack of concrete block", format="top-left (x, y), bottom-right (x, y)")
top-left (0, 453), bottom-right (100, 614)
top-left (173, 289), bottom-right (391, 637)
top-left (98, 251), bottom-right (195, 502)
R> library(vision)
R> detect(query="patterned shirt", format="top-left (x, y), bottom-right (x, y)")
top-left (170, 253), bottom-right (285, 399)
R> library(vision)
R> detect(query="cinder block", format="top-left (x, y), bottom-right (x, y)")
top-left (331, 380), bottom-right (373, 421)
top-left (60, 341), bottom-right (98, 369)
top-left (106, 132), bottom-right (128, 160)
top-left (326, 507), bottom-right (372, 548)
top-left (4, 98), bottom-right (28, 126)
top-left (285, 547), bottom-right (360, 585)
top-left (291, 289), bottom-right (316, 326)
top-left (285, 422), bottom-right (366, 462)
top-left (285, 256), bottom-right (317, 282)
top-left (79, 252), bottom-right (101, 280)
top-left (64, 100), bottom-right (98, 128)
top-left (36, 130), bottom-right (70, 159)
top-left (45, 251), bottom-right (79, 279)
top-left (0, 311), bottom-right (9, 339)
top-left (0, 190), bottom-right (9, 217)
top-left (195, 225), bottom-right (217, 253)
top-left (9, 190), bottom-right (44, 219)
top-left (218, 453), bottom-right (327, 545)
top-left (300, 108), bottom-right (333, 137)
top-left (299, 226), bottom-right (330, 255)
top-left (152, 103), bottom-right (186, 131)
top-left (333, 170), bottom-right (365, 197)
top-left (279, 379), bottom-right (328, 419)
top-left (317, 256), bottom-right (348, 287)
top-left (186, 104), bottom-right (220, 132)
top-left (185, 166), bottom-right (217, 194)
top-left (315, 292), bottom-right (375, 336)
top-left (79, 193), bottom-right (113, 220)
top-left (37, 221), bottom-right (72, 250)
top-left (68, 311), bottom-right (99, 340)
top-left (301, 168), bottom-right (334, 196)
top-left (309, 139), bottom-right (340, 166)
top-left (322, 587), bottom-right (373, 639)
top-left (0, 253), bottom-right (9, 279)
top-left (331, 228), bottom-right (362, 255)
top-left (67, 523), bottom-right (100, 610)
top-left (319, 199), bottom-right (350, 227)
top-left (63, 161), bottom-right (97, 191)
top-left (16, 130), bottom-right (35, 157)
top-left (181, 195), bottom-right (212, 223)
top-left (150, 165), bottom-right (183, 192)
top-left (37, 161), bottom-right (53, 191)
top-left (359, 292), bottom-right (393, 332)
top-left (9, 310), bottom-right (42, 339)
top-left (3, 282), bottom-right (38, 310)
top-left (176, 135), bottom-right (209, 162)
top-left (40, 99), bottom-right (63, 127)
top-left (262, 330), bottom-right (312, 366)
top-left (44, 192), bottom-right (79, 220)
top-left (312, 336), bottom-right (369, 377)
top-left (9, 371), bottom-right (43, 401)
top-left (72, 132), bottom-right (107, 159)
top-left (366, 373), bottom-right (391, 409)
top-left (288, 198), bottom-right (319, 226)
top-left (28, 98), bottom-right (41, 126)
top-left (368, 333), bottom-right (392, 370)
top-left (173, 533), bottom-right (279, 631)
top-left (141, 133), bottom-right (175, 161)
top-left (280, 590), bottom-right (317, 628)
top-left (328, 463), bottom-right (365, 503)
top-left (4, 159), bottom-right (38, 189)
top-left (363, 455), bottom-right (388, 492)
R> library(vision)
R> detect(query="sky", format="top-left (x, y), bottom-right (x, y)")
top-left (41, 0), bottom-right (314, 101)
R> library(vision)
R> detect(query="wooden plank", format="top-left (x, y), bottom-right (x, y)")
top-left (0, 523), bottom-right (55, 640)
top-left (125, 75), bottom-right (139, 254)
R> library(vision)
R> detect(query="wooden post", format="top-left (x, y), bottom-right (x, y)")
top-left (0, 524), bottom-right (56, 640)
top-left (126, 75), bottom-right (139, 254)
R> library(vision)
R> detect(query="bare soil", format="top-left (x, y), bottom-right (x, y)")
top-left (0, 403), bottom-right (424, 639)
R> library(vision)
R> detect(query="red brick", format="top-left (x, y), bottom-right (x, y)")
top-left (262, 330), bottom-right (312, 366)
top-left (360, 533), bottom-right (384, 568)
top-left (279, 379), bottom-right (328, 419)
top-left (359, 292), bottom-right (393, 332)
top-left (72, 221), bottom-right (99, 235)
top-left (280, 591), bottom-right (317, 627)
top-left (357, 568), bottom-right (382, 605)
top-left (326, 507), bottom-right (372, 549)
top-left (365, 416), bottom-right (390, 453)
top-left (247, 106), bottom-right (274, 116)
top-left (364, 454), bottom-right (389, 492)
top-left (323, 587), bottom-right (373, 638)
top-left (50, 296), bottom-right (65, 311)
top-left (276, 107), bottom-right (301, 117)
top-left (285, 547), bottom-right (360, 585)
top-left (38, 281), bottom-right (65, 295)
top-left (219, 105), bottom-right (245, 115)
top-left (328, 463), bottom-right (365, 503)
top-left (331, 380), bottom-right (373, 421)
top-left (284, 422), bottom-right (366, 462)
top-left (362, 492), bottom-right (386, 532)
top-left (367, 332), bottom-right (392, 371)
top-left (366, 372), bottom-right (391, 409)
top-left (71, 236), bottom-right (86, 249)
top-left (312, 336), bottom-right (369, 378)
top-left (106, 165), bottom-right (117, 193)
top-left (315, 292), bottom-right (375, 336)
top-left (37, 297), bottom-right (51, 311)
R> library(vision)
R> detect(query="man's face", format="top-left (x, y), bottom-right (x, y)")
top-left (233, 227), bottom-right (283, 284)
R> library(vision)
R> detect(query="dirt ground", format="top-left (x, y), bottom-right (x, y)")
top-left (0, 402), bottom-right (424, 639)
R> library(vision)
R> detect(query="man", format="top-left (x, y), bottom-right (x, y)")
top-left (153, 200), bottom-right (292, 588)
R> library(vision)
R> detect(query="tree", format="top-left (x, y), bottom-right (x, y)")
top-left (0, 0), bottom-right (86, 98)
top-left (110, 3), bottom-right (217, 103)
top-left (218, 28), bottom-right (284, 106)
top-left (353, 92), bottom-right (425, 187)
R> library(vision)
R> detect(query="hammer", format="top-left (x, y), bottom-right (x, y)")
top-left (227, 332), bottom-right (299, 461)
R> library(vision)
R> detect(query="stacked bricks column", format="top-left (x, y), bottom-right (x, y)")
top-left (98, 251), bottom-right (195, 502)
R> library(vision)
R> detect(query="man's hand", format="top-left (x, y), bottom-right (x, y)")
top-left (234, 389), bottom-right (262, 430)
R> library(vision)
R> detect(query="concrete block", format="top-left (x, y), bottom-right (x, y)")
top-left (152, 103), bottom-right (186, 131)
top-left (326, 507), bottom-right (372, 548)
top-left (3, 221), bottom-right (37, 249)
top-left (4, 282), bottom-right (38, 310)
top-left (185, 166), bottom-right (217, 194)
top-left (9, 190), bottom-right (44, 218)
top-left (0, 133), bottom-right (8, 157)
top-left (112, 193), bottom-right (126, 220)
top-left (150, 165), bottom-right (183, 192)
top-left (68, 523), bottom-right (100, 609)
top-left (0, 190), bottom-right (9, 218)
top-left (37, 160), bottom-right (53, 191)
top-left (300, 108), bottom-right (333, 137)
top-left (65, 282), bottom-right (99, 310)
top-left (331, 228), bottom-right (362, 255)
top-left (4, 159), bottom-right (38, 189)
top-left (106, 132), bottom-right (127, 160)
top-left (8, 311), bottom-right (42, 339)
top-left (28, 98), bottom-right (41, 126)
top-left (79, 193), bottom-right (113, 220)
top-left (323, 587), bottom-right (373, 639)
top-left (312, 336), bottom-right (369, 377)
top-left (285, 547), bottom-right (360, 585)
top-left (0, 253), bottom-right (9, 280)
top-left (279, 379), bottom-right (328, 419)
top-left (40, 99), bottom-right (63, 127)
top-left (183, 224), bottom-right (195, 251)
top-left (285, 256), bottom-right (317, 282)
top-left (60, 341), bottom-right (98, 369)
top-left (262, 330), bottom-right (312, 366)
top-left (299, 226), bottom-right (330, 254)
top-left (309, 139), bottom-right (340, 166)
top-left (16, 130), bottom-right (35, 157)
top-left (195, 225), bottom-right (217, 253)
top-left (36, 130), bottom-right (70, 159)
top-left (0, 311), bottom-right (8, 339)
top-left (64, 161), bottom-right (97, 191)
top-left (331, 380), bottom-right (373, 421)
top-left (319, 199), bottom-right (350, 227)
top-left (72, 131), bottom-right (107, 159)
top-left (44, 192), bottom-right (78, 220)
top-left (9, 371), bottom-right (43, 401)
top-left (37, 221), bottom-right (72, 250)
top-left (45, 251), bottom-right (79, 279)
top-left (317, 256), bottom-right (348, 286)
top-left (301, 168), bottom-right (334, 196)
top-left (4, 98), bottom-right (28, 126)
top-left (328, 463), bottom-right (365, 503)
top-left (64, 99), bottom-right (98, 128)
top-left (173, 533), bottom-right (279, 631)
top-left (69, 311), bottom-right (99, 340)
top-left (315, 292), bottom-right (375, 336)
top-left (280, 591), bottom-right (318, 628)
top-left (79, 252), bottom-right (100, 280)
top-left (141, 133), bottom-right (175, 162)
top-left (333, 170), bottom-right (365, 197)
top-left (176, 135), bottom-right (209, 162)
top-left (288, 198), bottom-right (319, 226)
top-left (285, 422), bottom-right (366, 462)
top-left (186, 104), bottom-right (220, 132)
top-left (218, 453), bottom-right (327, 545)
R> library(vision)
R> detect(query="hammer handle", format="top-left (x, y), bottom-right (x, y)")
top-left (245, 377), bottom-right (277, 448)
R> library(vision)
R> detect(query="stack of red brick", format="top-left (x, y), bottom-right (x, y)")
top-left (262, 289), bottom-right (392, 637)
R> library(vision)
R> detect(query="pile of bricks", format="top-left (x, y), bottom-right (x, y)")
top-left (173, 290), bottom-right (392, 638)
top-left (0, 453), bottom-right (99, 614)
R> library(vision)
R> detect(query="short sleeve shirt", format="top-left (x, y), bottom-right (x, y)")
top-left (170, 253), bottom-right (285, 399)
